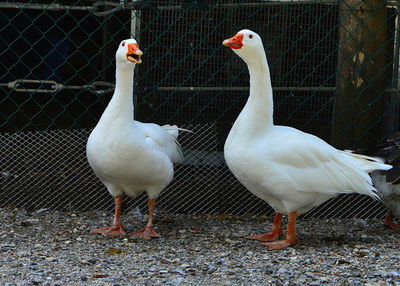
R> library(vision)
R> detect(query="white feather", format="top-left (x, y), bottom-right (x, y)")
top-left (224, 29), bottom-right (392, 215)
top-left (86, 39), bottom-right (184, 200)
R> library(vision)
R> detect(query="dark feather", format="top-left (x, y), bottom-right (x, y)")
top-left (386, 164), bottom-right (400, 184)
top-left (388, 148), bottom-right (400, 163)
top-left (354, 134), bottom-right (400, 185)
top-left (387, 132), bottom-right (400, 143)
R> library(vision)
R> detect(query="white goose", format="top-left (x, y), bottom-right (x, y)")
top-left (223, 30), bottom-right (392, 250)
top-left (87, 38), bottom-right (183, 239)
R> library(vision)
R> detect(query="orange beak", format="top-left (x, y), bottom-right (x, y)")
top-left (126, 43), bottom-right (143, 63)
top-left (223, 33), bottom-right (244, 50)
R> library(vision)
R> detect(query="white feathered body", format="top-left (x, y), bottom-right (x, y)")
top-left (225, 124), bottom-right (389, 215)
top-left (87, 52), bottom-right (182, 200)
top-left (223, 29), bottom-right (391, 216)
top-left (87, 120), bottom-right (182, 199)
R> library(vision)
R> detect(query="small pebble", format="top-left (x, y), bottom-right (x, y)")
top-left (207, 266), bottom-right (217, 274)
top-left (172, 269), bottom-right (186, 275)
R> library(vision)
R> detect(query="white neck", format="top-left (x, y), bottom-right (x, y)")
top-left (232, 52), bottom-right (274, 137)
top-left (98, 63), bottom-right (135, 125)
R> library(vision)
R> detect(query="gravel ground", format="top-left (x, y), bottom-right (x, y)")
top-left (1, 206), bottom-right (400, 285)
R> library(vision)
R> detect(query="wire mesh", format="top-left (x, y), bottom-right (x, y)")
top-left (0, 0), bottom-right (399, 220)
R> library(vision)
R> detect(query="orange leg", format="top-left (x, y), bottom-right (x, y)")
top-left (91, 195), bottom-right (126, 235)
top-left (384, 210), bottom-right (400, 230)
top-left (247, 213), bottom-right (284, 241)
top-left (262, 211), bottom-right (298, 250)
top-left (130, 199), bottom-right (161, 240)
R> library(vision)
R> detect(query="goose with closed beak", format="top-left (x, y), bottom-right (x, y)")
top-left (223, 29), bottom-right (392, 250)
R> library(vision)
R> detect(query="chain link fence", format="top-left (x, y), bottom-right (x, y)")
top-left (0, 0), bottom-right (399, 219)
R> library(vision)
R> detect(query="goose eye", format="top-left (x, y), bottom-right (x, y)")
top-left (249, 34), bottom-right (253, 39)
top-left (121, 41), bottom-right (125, 47)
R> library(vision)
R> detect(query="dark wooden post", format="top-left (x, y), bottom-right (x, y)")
top-left (332, 0), bottom-right (389, 149)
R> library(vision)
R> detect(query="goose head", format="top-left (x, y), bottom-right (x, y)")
top-left (115, 38), bottom-right (143, 67)
top-left (223, 29), bottom-right (265, 65)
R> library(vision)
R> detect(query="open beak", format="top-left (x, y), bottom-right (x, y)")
top-left (223, 33), bottom-right (244, 50)
top-left (127, 43), bottom-right (143, 64)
